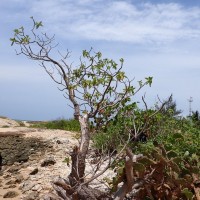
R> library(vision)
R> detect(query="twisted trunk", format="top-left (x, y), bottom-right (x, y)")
top-left (69, 114), bottom-right (90, 186)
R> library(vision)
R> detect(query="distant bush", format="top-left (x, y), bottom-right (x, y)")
top-left (31, 119), bottom-right (80, 132)
top-left (16, 120), bottom-right (26, 127)
top-left (2, 125), bottom-right (9, 128)
top-left (0, 116), bottom-right (7, 119)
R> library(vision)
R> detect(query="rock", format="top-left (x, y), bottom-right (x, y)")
top-left (32, 184), bottom-right (43, 192)
top-left (20, 181), bottom-right (35, 192)
top-left (7, 165), bottom-right (20, 173)
top-left (21, 162), bottom-right (30, 168)
top-left (0, 118), bottom-right (20, 127)
top-left (56, 140), bottom-right (62, 144)
top-left (29, 154), bottom-right (39, 161)
top-left (3, 191), bottom-right (19, 198)
top-left (15, 174), bottom-right (24, 183)
top-left (29, 168), bottom-right (38, 175)
top-left (41, 157), bottom-right (56, 167)
top-left (23, 192), bottom-right (39, 200)
top-left (0, 136), bottom-right (51, 165)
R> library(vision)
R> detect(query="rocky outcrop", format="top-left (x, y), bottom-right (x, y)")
top-left (0, 117), bottom-right (20, 127)
top-left (0, 129), bottom-right (73, 200)
top-left (0, 135), bottom-right (52, 165)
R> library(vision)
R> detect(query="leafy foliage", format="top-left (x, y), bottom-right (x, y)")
top-left (191, 110), bottom-right (200, 128)
top-left (93, 105), bottom-right (200, 199)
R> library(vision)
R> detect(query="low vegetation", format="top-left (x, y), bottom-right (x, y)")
top-left (0, 116), bottom-right (8, 119)
top-left (31, 118), bottom-right (80, 132)
top-left (90, 103), bottom-right (200, 199)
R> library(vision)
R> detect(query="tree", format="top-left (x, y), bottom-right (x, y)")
top-left (191, 110), bottom-right (200, 121)
top-left (156, 94), bottom-right (182, 117)
top-left (11, 18), bottom-right (153, 199)
top-left (191, 110), bottom-right (200, 128)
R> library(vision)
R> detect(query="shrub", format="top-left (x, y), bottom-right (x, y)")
top-left (31, 118), bottom-right (80, 132)
top-left (0, 116), bottom-right (7, 119)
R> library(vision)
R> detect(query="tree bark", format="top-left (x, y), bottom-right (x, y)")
top-left (69, 114), bottom-right (90, 186)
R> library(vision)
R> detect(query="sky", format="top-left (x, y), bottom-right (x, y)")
top-left (0, 0), bottom-right (200, 120)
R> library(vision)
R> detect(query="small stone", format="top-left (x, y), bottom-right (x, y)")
top-left (56, 140), bottom-right (62, 144)
top-left (15, 174), bottom-right (24, 183)
top-left (28, 155), bottom-right (38, 161)
top-left (29, 168), bottom-right (38, 175)
top-left (20, 181), bottom-right (35, 192)
top-left (21, 162), bottom-right (30, 168)
top-left (22, 191), bottom-right (39, 200)
top-left (32, 184), bottom-right (42, 192)
top-left (7, 166), bottom-right (20, 173)
top-left (41, 157), bottom-right (56, 167)
top-left (3, 191), bottom-right (19, 198)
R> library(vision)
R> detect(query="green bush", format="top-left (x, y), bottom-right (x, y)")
top-left (31, 119), bottom-right (80, 132)
top-left (0, 116), bottom-right (7, 119)
top-left (91, 119), bottom-right (127, 154)
top-left (16, 120), bottom-right (26, 127)
top-left (107, 117), bottom-right (200, 199)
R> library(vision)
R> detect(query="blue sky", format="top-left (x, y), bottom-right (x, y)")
top-left (0, 0), bottom-right (200, 120)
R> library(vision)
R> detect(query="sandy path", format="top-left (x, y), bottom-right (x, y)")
top-left (0, 126), bottom-right (78, 200)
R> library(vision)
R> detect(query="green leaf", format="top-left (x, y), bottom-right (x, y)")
top-left (82, 50), bottom-right (88, 57)
top-left (181, 188), bottom-right (193, 200)
top-left (35, 21), bottom-right (43, 29)
top-left (145, 76), bottom-right (153, 87)
top-left (97, 52), bottom-right (102, 59)
top-left (172, 133), bottom-right (184, 139)
top-left (167, 150), bottom-right (178, 158)
top-left (116, 71), bottom-right (125, 81)
top-left (10, 38), bottom-right (17, 46)
top-left (181, 168), bottom-right (191, 176)
top-left (119, 58), bottom-right (124, 63)
top-left (14, 29), bottom-right (19, 34)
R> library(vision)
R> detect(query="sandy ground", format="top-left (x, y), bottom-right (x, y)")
top-left (0, 117), bottom-right (114, 200)
top-left (0, 118), bottom-right (78, 200)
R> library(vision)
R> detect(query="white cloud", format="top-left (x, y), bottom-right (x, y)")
top-left (2, 0), bottom-right (200, 44)
top-left (24, 0), bottom-right (200, 44)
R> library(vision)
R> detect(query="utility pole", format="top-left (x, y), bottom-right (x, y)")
top-left (188, 97), bottom-right (193, 117)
